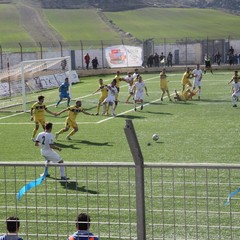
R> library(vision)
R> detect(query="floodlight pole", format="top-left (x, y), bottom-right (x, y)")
top-left (124, 119), bottom-right (146, 240)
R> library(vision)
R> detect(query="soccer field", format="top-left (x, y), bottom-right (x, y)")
top-left (0, 70), bottom-right (238, 163)
top-left (0, 70), bottom-right (239, 239)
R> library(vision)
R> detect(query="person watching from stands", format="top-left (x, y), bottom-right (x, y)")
top-left (0, 216), bottom-right (23, 240)
top-left (67, 212), bottom-right (99, 240)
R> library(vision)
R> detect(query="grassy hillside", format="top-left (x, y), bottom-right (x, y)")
top-left (105, 8), bottom-right (240, 40)
top-left (0, 5), bottom-right (240, 44)
top-left (43, 9), bottom-right (120, 42)
top-left (0, 4), bottom-right (33, 42)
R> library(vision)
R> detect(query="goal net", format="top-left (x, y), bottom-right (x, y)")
top-left (0, 56), bottom-right (75, 112)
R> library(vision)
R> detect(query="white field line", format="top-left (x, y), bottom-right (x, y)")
top-left (0, 75), bottom-right (159, 122)
top-left (0, 74), bottom-right (230, 123)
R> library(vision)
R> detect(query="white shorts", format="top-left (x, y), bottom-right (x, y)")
top-left (41, 150), bottom-right (62, 163)
top-left (134, 91), bottom-right (144, 101)
top-left (193, 80), bottom-right (201, 88)
top-left (104, 96), bottom-right (115, 103)
top-left (232, 92), bottom-right (240, 98)
top-left (129, 86), bottom-right (134, 94)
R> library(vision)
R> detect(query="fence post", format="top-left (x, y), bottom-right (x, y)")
top-left (101, 40), bottom-right (104, 68)
top-left (0, 45), bottom-right (2, 69)
top-left (39, 42), bottom-right (43, 59)
top-left (19, 42), bottom-right (23, 61)
top-left (59, 41), bottom-right (63, 57)
top-left (80, 40), bottom-right (83, 69)
top-left (124, 119), bottom-right (146, 240)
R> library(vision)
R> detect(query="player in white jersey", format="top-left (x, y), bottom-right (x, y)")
top-left (35, 122), bottom-right (69, 181)
top-left (103, 79), bottom-right (118, 116)
top-left (133, 75), bottom-right (148, 111)
top-left (132, 68), bottom-right (139, 80)
top-left (122, 72), bottom-right (134, 103)
top-left (232, 78), bottom-right (240, 107)
top-left (192, 64), bottom-right (203, 100)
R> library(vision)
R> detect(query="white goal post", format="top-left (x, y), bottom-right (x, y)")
top-left (21, 56), bottom-right (72, 112)
top-left (0, 56), bottom-right (74, 112)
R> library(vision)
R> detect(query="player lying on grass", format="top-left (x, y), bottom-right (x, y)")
top-left (174, 88), bottom-right (198, 102)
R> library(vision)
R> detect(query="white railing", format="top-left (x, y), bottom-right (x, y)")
top-left (0, 162), bottom-right (240, 240)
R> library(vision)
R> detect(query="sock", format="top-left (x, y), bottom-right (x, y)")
top-left (67, 130), bottom-right (75, 138)
top-left (60, 165), bottom-right (65, 177)
top-left (32, 129), bottom-right (37, 138)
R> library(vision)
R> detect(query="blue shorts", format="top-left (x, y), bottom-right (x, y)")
top-left (60, 93), bottom-right (69, 99)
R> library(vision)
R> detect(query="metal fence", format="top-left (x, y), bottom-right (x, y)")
top-left (1, 36), bottom-right (240, 70)
top-left (1, 120), bottom-right (240, 240)
top-left (0, 162), bottom-right (240, 240)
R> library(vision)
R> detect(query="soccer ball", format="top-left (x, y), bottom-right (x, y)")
top-left (152, 133), bottom-right (159, 141)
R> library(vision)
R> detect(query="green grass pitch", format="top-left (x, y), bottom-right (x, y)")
top-left (0, 70), bottom-right (239, 239)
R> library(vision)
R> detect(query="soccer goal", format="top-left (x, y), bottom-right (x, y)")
top-left (0, 56), bottom-right (73, 112)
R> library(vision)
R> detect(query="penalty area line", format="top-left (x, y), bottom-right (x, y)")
top-left (97, 92), bottom-right (175, 124)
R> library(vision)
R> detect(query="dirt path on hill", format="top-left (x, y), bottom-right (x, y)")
top-left (16, 0), bottom-right (65, 46)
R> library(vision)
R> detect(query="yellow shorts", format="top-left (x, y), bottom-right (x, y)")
top-left (99, 95), bottom-right (107, 103)
top-left (34, 117), bottom-right (45, 126)
top-left (66, 118), bottom-right (77, 129)
top-left (160, 82), bottom-right (169, 91)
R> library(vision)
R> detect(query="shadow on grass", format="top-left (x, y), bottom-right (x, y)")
top-left (55, 142), bottom-right (80, 149)
top-left (60, 182), bottom-right (99, 194)
top-left (197, 99), bottom-right (230, 103)
top-left (145, 111), bottom-right (173, 115)
top-left (116, 114), bottom-right (145, 119)
top-left (63, 140), bottom-right (113, 147)
top-left (146, 141), bottom-right (164, 146)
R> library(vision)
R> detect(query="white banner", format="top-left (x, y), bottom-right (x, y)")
top-left (39, 75), bottom-right (59, 89)
top-left (105, 45), bottom-right (143, 68)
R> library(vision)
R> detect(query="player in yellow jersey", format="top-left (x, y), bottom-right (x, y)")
top-left (30, 95), bottom-right (56, 141)
top-left (181, 67), bottom-right (193, 91)
top-left (174, 88), bottom-right (198, 102)
top-left (114, 71), bottom-right (123, 110)
top-left (92, 78), bottom-right (108, 115)
top-left (160, 68), bottom-right (172, 102)
top-left (55, 100), bottom-right (94, 140)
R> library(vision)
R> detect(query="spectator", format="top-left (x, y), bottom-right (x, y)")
top-left (67, 213), bottom-right (99, 240)
top-left (0, 216), bottom-right (23, 240)
top-left (214, 51), bottom-right (221, 66)
top-left (147, 55), bottom-right (154, 67)
top-left (84, 53), bottom-right (90, 69)
top-left (92, 57), bottom-right (99, 69)
top-left (153, 53), bottom-right (160, 67)
top-left (228, 46), bottom-right (234, 66)
top-left (229, 46), bottom-right (234, 55)
top-left (167, 52), bottom-right (173, 67)
top-left (159, 52), bottom-right (165, 67)
top-left (204, 54), bottom-right (213, 74)
top-left (234, 54), bottom-right (238, 65)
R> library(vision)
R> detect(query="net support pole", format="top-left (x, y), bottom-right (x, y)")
top-left (68, 56), bottom-right (73, 99)
top-left (124, 119), bottom-right (146, 240)
top-left (21, 62), bottom-right (26, 112)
